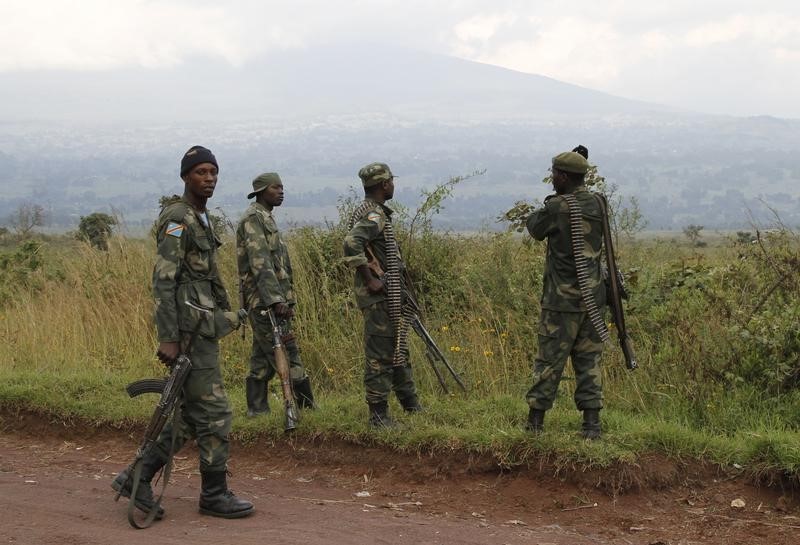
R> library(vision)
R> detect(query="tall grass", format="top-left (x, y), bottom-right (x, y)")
top-left (1, 223), bottom-right (798, 473)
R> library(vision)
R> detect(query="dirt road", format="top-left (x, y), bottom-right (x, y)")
top-left (0, 417), bottom-right (797, 545)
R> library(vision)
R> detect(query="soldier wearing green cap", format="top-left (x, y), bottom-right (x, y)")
top-left (343, 162), bottom-right (421, 428)
top-left (111, 145), bottom-right (254, 521)
top-left (236, 172), bottom-right (315, 417)
top-left (524, 147), bottom-right (607, 439)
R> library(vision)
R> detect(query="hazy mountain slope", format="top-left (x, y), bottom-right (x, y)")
top-left (0, 44), bottom-right (669, 122)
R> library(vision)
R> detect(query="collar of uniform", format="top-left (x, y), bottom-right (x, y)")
top-left (181, 197), bottom-right (212, 229)
top-left (253, 201), bottom-right (274, 217)
top-left (365, 197), bottom-right (393, 217)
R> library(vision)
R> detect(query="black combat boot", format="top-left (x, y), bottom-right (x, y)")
top-left (581, 409), bottom-right (602, 440)
top-left (367, 401), bottom-right (397, 429)
top-left (111, 451), bottom-right (167, 519)
top-left (199, 471), bottom-right (255, 518)
top-left (525, 408), bottom-right (546, 433)
top-left (293, 377), bottom-right (316, 409)
top-left (245, 376), bottom-right (269, 417)
top-left (398, 394), bottom-right (424, 413)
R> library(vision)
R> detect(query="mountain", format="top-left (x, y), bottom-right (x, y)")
top-left (0, 44), bottom-right (670, 123)
top-left (0, 45), bottom-right (798, 232)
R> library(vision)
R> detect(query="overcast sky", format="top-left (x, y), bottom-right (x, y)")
top-left (1, 0), bottom-right (798, 118)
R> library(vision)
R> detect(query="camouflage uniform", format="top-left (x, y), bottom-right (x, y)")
top-left (525, 186), bottom-right (606, 411)
top-left (236, 201), bottom-right (309, 412)
top-left (343, 198), bottom-right (418, 406)
top-left (150, 198), bottom-right (233, 472)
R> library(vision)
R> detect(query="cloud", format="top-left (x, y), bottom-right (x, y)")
top-left (0, 0), bottom-right (283, 71)
top-left (443, 7), bottom-right (800, 116)
top-left (447, 15), bottom-right (637, 89)
top-left (1, 1), bottom-right (799, 116)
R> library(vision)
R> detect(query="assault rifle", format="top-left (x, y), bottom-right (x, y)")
top-left (364, 245), bottom-right (466, 393)
top-left (402, 273), bottom-right (468, 394)
top-left (594, 194), bottom-right (638, 370)
top-left (263, 308), bottom-right (300, 432)
top-left (116, 300), bottom-right (212, 529)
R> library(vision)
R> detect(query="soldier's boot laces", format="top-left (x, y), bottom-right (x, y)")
top-left (368, 401), bottom-right (397, 429)
top-left (525, 408), bottom-right (546, 433)
top-left (399, 394), bottom-right (424, 413)
top-left (111, 452), bottom-right (166, 519)
top-left (245, 376), bottom-right (270, 417)
top-left (199, 470), bottom-right (255, 519)
top-left (293, 377), bottom-right (316, 410)
top-left (581, 409), bottom-right (602, 440)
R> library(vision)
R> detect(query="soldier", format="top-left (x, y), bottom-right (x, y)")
top-left (524, 148), bottom-right (606, 440)
top-left (112, 145), bottom-right (254, 519)
top-left (236, 172), bottom-right (315, 417)
top-left (343, 162), bottom-right (422, 428)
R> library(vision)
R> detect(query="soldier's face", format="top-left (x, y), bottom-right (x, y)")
top-left (183, 162), bottom-right (218, 199)
top-left (552, 169), bottom-right (568, 195)
top-left (384, 178), bottom-right (395, 200)
top-left (261, 183), bottom-right (284, 207)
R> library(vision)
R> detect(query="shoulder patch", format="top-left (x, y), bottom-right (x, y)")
top-left (366, 211), bottom-right (382, 223)
top-left (165, 222), bottom-right (185, 238)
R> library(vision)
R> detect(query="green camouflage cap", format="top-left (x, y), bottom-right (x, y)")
top-left (552, 151), bottom-right (590, 174)
top-left (247, 172), bottom-right (282, 199)
top-left (358, 162), bottom-right (395, 188)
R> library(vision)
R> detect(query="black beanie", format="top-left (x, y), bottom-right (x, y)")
top-left (180, 145), bottom-right (218, 177)
top-left (572, 145), bottom-right (589, 159)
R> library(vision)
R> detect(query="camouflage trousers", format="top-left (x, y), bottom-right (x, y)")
top-left (362, 301), bottom-right (417, 405)
top-left (248, 309), bottom-right (307, 383)
top-left (526, 309), bottom-right (604, 411)
top-left (152, 336), bottom-right (232, 472)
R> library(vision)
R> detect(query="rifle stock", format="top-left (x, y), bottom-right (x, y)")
top-left (238, 278), bottom-right (247, 340)
top-left (264, 308), bottom-right (300, 432)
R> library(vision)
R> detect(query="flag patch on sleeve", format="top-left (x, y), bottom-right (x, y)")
top-left (366, 211), bottom-right (381, 223)
top-left (166, 222), bottom-right (185, 238)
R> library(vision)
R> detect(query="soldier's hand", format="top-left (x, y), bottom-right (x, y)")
top-left (366, 277), bottom-right (385, 295)
top-left (156, 341), bottom-right (180, 365)
top-left (273, 302), bottom-right (292, 319)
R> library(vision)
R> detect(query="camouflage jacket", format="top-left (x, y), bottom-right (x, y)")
top-left (152, 198), bottom-right (231, 342)
top-left (236, 202), bottom-right (295, 311)
top-left (526, 187), bottom-right (605, 312)
top-left (343, 198), bottom-right (399, 309)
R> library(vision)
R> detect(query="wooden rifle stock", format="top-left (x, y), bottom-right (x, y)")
top-left (264, 308), bottom-right (300, 432)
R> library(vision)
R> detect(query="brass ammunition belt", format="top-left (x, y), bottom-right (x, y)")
top-left (563, 193), bottom-right (610, 342)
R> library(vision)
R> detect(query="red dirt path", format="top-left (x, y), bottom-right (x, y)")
top-left (0, 414), bottom-right (798, 545)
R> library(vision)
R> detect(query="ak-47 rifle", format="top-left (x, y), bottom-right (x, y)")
top-left (116, 300), bottom-right (212, 529)
top-left (365, 246), bottom-right (467, 393)
top-left (263, 308), bottom-right (300, 432)
top-left (594, 194), bottom-right (638, 370)
top-left (402, 271), bottom-right (467, 393)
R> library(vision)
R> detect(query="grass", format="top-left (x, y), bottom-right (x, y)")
top-left (0, 226), bottom-right (799, 483)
